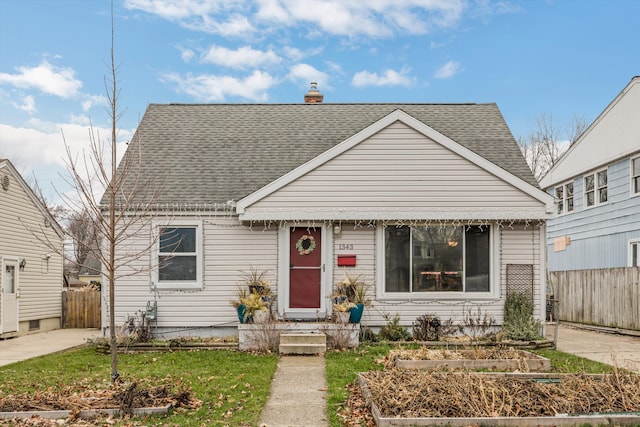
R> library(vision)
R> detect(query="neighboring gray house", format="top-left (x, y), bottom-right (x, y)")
top-left (0, 159), bottom-right (65, 337)
top-left (540, 76), bottom-right (640, 271)
top-left (102, 89), bottom-right (553, 337)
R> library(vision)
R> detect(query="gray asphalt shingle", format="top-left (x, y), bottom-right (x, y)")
top-left (111, 103), bottom-right (536, 206)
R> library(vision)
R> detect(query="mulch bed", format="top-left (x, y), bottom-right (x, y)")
top-left (360, 369), bottom-right (640, 418)
top-left (0, 378), bottom-right (201, 426)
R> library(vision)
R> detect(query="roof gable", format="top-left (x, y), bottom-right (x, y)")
top-left (115, 103), bottom-right (538, 208)
top-left (540, 76), bottom-right (640, 188)
top-left (237, 109), bottom-right (552, 217)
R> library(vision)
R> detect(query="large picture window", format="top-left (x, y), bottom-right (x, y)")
top-left (156, 223), bottom-right (201, 289)
top-left (384, 225), bottom-right (491, 294)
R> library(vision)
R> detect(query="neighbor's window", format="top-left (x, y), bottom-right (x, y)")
top-left (157, 224), bottom-right (201, 289)
top-left (555, 181), bottom-right (574, 215)
top-left (632, 156), bottom-right (640, 195)
top-left (630, 240), bottom-right (640, 267)
top-left (384, 225), bottom-right (491, 294)
top-left (584, 168), bottom-right (607, 208)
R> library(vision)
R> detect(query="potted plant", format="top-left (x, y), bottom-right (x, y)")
top-left (333, 300), bottom-right (355, 323)
top-left (230, 287), bottom-right (249, 323)
top-left (241, 267), bottom-right (272, 295)
top-left (334, 273), bottom-right (370, 323)
top-left (241, 292), bottom-right (269, 323)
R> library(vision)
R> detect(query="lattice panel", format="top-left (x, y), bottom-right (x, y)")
top-left (506, 264), bottom-right (534, 301)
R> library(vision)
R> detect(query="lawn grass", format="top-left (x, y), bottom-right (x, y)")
top-left (531, 348), bottom-right (614, 373)
top-left (0, 347), bottom-right (278, 426)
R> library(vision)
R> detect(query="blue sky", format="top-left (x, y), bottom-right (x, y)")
top-left (1, 0), bottom-right (639, 205)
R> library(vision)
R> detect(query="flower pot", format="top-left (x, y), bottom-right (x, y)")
top-left (334, 311), bottom-right (350, 324)
top-left (349, 303), bottom-right (364, 323)
top-left (254, 310), bottom-right (269, 324)
top-left (236, 304), bottom-right (246, 324)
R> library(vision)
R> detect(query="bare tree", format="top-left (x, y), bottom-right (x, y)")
top-left (518, 113), bottom-right (589, 181)
top-left (55, 2), bottom-right (162, 384)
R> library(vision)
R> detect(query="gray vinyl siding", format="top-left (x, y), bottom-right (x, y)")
top-left (547, 157), bottom-right (640, 271)
top-left (248, 122), bottom-right (542, 213)
top-left (0, 166), bottom-right (63, 329)
top-left (105, 216), bottom-right (278, 330)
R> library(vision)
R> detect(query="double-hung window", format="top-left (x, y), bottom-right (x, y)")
top-left (555, 182), bottom-right (574, 215)
top-left (382, 225), bottom-right (492, 296)
top-left (630, 239), bottom-right (640, 267)
top-left (632, 156), bottom-right (640, 196)
top-left (584, 168), bottom-right (607, 208)
top-left (156, 222), bottom-right (202, 289)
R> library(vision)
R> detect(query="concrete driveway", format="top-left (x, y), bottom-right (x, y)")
top-left (0, 328), bottom-right (99, 367)
top-left (547, 323), bottom-right (640, 373)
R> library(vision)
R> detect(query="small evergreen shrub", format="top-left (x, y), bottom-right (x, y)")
top-left (502, 292), bottom-right (542, 341)
top-left (379, 314), bottom-right (411, 341)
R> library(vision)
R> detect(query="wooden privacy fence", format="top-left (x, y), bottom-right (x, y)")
top-left (62, 290), bottom-right (101, 328)
top-left (549, 267), bottom-right (640, 331)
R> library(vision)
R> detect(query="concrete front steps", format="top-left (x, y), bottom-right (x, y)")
top-left (279, 333), bottom-right (326, 355)
top-left (238, 322), bottom-right (359, 351)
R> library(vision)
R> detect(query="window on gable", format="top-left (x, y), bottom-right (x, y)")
top-left (383, 225), bottom-right (491, 295)
top-left (584, 168), bottom-right (607, 208)
top-left (555, 182), bottom-right (574, 215)
top-left (632, 156), bottom-right (640, 195)
top-left (157, 224), bottom-right (201, 289)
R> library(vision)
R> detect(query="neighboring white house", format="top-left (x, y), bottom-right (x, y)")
top-left (102, 89), bottom-right (553, 338)
top-left (0, 159), bottom-right (65, 337)
top-left (540, 76), bottom-right (640, 271)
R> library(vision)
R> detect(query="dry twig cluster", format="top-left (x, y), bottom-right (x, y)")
top-left (361, 369), bottom-right (640, 418)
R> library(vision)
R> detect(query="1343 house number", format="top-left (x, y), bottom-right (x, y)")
top-left (338, 243), bottom-right (354, 250)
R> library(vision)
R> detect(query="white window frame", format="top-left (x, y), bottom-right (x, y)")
top-left (629, 238), bottom-right (640, 267)
top-left (554, 181), bottom-right (574, 215)
top-left (584, 167), bottom-right (608, 209)
top-left (631, 156), bottom-right (640, 197)
top-left (375, 224), bottom-right (499, 300)
top-left (153, 220), bottom-right (203, 290)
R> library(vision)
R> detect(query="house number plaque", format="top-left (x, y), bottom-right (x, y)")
top-left (338, 244), bottom-right (354, 250)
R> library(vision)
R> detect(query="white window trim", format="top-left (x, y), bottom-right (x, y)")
top-left (152, 219), bottom-right (203, 290)
top-left (375, 224), bottom-right (499, 301)
top-left (629, 238), bottom-right (640, 267)
top-left (631, 156), bottom-right (640, 198)
top-left (583, 167), bottom-right (608, 209)
top-left (555, 180), bottom-right (574, 216)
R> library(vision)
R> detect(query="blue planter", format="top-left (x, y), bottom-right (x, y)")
top-left (237, 304), bottom-right (246, 323)
top-left (349, 303), bottom-right (364, 323)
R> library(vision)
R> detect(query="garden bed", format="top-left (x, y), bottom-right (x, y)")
top-left (388, 348), bottom-right (551, 371)
top-left (358, 370), bottom-right (640, 426)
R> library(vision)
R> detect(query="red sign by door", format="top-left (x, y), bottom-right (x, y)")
top-left (289, 228), bottom-right (322, 308)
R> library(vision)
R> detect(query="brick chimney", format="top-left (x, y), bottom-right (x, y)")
top-left (304, 82), bottom-right (323, 103)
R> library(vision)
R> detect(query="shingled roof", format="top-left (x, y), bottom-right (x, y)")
top-left (112, 103), bottom-right (536, 206)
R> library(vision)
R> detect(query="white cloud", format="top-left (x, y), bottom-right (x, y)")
top-left (162, 70), bottom-right (277, 101)
top-left (0, 121), bottom-right (131, 205)
top-left (288, 64), bottom-right (329, 89)
top-left (433, 60), bottom-right (461, 79)
top-left (282, 45), bottom-right (324, 61)
top-left (202, 45), bottom-right (281, 69)
top-left (352, 67), bottom-right (414, 87)
top-left (81, 94), bottom-right (106, 112)
top-left (14, 95), bottom-right (36, 113)
top-left (125, 0), bottom-right (467, 38)
top-left (0, 61), bottom-right (82, 98)
top-left (180, 48), bottom-right (196, 62)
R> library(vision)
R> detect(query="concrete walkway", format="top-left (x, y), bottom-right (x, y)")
top-left (258, 355), bottom-right (329, 427)
top-left (0, 328), bottom-right (99, 367)
top-left (547, 323), bottom-right (640, 373)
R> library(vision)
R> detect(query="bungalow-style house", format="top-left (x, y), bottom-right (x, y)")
top-left (102, 87), bottom-right (553, 338)
top-left (540, 76), bottom-right (640, 271)
top-left (0, 159), bottom-right (65, 337)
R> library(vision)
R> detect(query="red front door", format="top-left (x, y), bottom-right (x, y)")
top-left (289, 228), bottom-right (322, 308)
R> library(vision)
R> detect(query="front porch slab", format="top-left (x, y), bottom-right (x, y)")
top-left (238, 322), bottom-right (359, 351)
